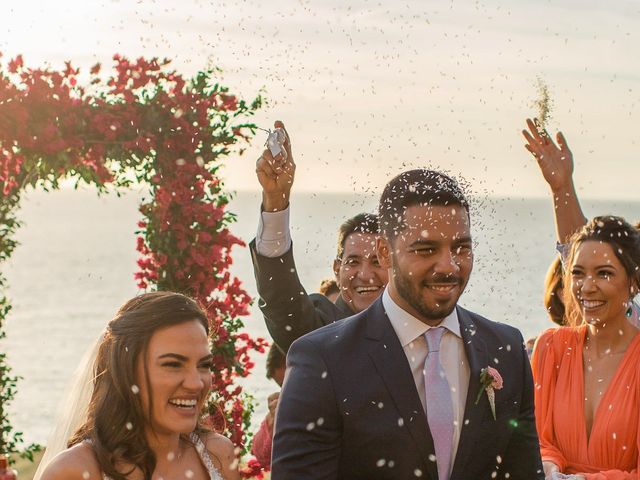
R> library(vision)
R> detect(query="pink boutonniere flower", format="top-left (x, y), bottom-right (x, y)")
top-left (474, 366), bottom-right (503, 420)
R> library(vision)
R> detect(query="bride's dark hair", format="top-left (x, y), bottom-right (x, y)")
top-left (68, 291), bottom-right (210, 480)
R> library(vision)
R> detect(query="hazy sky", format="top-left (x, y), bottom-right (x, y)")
top-left (2, 0), bottom-right (638, 198)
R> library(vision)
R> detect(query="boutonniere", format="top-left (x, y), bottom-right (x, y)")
top-left (474, 367), bottom-right (503, 420)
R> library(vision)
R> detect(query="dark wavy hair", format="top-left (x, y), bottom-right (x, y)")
top-left (68, 291), bottom-right (210, 480)
top-left (544, 257), bottom-right (565, 326)
top-left (564, 216), bottom-right (640, 327)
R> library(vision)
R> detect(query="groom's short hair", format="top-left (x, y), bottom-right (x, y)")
top-left (378, 169), bottom-right (469, 240)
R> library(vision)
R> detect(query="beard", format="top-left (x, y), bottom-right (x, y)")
top-left (392, 264), bottom-right (463, 321)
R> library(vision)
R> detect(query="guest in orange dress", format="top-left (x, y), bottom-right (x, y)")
top-left (532, 216), bottom-right (640, 480)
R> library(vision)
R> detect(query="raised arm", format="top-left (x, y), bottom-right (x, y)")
top-left (522, 118), bottom-right (587, 243)
top-left (251, 122), bottom-right (339, 351)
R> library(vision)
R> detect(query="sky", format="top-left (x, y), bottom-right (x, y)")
top-left (1, 0), bottom-right (639, 199)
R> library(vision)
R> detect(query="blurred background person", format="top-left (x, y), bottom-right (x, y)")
top-left (250, 344), bottom-right (286, 470)
top-left (318, 278), bottom-right (340, 303)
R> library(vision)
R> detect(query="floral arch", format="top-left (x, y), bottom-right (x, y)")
top-left (0, 53), bottom-right (267, 475)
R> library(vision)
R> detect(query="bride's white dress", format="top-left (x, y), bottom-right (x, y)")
top-left (34, 336), bottom-right (226, 480)
top-left (100, 432), bottom-right (223, 480)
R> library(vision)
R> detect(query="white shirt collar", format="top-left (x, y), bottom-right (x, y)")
top-left (382, 287), bottom-right (461, 347)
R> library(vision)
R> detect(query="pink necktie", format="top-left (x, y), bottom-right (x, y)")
top-left (424, 327), bottom-right (454, 480)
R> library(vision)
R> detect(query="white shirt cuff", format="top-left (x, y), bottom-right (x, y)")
top-left (256, 205), bottom-right (292, 258)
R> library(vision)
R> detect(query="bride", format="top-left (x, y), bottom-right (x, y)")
top-left (36, 291), bottom-right (240, 480)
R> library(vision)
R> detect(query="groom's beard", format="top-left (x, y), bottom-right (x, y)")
top-left (393, 266), bottom-right (465, 322)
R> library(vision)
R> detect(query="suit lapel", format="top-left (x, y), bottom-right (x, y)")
top-left (365, 298), bottom-right (438, 480)
top-left (450, 307), bottom-right (490, 478)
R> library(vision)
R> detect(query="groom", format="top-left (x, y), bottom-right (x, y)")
top-left (272, 169), bottom-right (543, 479)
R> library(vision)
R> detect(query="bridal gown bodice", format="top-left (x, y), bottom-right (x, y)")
top-left (100, 432), bottom-right (224, 480)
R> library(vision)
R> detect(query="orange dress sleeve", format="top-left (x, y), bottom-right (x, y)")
top-left (531, 327), bottom-right (570, 472)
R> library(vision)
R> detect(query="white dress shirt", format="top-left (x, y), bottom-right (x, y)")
top-left (382, 288), bottom-right (470, 472)
top-left (255, 206), bottom-right (292, 257)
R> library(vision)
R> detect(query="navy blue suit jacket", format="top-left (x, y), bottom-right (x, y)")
top-left (249, 239), bottom-right (353, 353)
top-left (272, 298), bottom-right (543, 480)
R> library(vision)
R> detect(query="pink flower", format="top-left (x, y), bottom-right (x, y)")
top-left (486, 367), bottom-right (503, 390)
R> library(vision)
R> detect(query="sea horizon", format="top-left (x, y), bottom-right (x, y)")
top-left (2, 188), bottom-right (638, 444)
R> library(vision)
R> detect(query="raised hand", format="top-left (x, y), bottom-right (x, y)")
top-left (266, 391), bottom-right (280, 427)
top-left (522, 118), bottom-right (574, 193)
top-left (256, 120), bottom-right (296, 212)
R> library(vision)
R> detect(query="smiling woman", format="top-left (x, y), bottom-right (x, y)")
top-left (34, 292), bottom-right (240, 480)
top-left (532, 216), bottom-right (640, 479)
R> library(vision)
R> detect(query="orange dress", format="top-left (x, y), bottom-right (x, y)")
top-left (532, 326), bottom-right (640, 479)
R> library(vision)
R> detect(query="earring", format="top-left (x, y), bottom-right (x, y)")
top-left (626, 300), bottom-right (634, 318)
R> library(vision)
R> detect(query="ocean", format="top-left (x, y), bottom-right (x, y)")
top-left (2, 188), bottom-right (638, 444)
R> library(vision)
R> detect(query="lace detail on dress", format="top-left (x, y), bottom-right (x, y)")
top-left (189, 432), bottom-right (224, 480)
top-left (94, 433), bottom-right (223, 480)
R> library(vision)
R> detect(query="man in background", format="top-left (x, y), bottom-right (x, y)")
top-left (250, 121), bottom-right (388, 352)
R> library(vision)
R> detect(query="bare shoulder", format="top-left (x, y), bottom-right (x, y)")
top-left (40, 442), bottom-right (102, 480)
top-left (202, 432), bottom-right (239, 480)
top-left (534, 326), bottom-right (577, 354)
top-left (203, 431), bottom-right (236, 461)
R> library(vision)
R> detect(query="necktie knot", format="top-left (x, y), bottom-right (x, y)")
top-left (424, 326), bottom-right (445, 353)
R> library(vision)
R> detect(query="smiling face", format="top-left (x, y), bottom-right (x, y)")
top-left (137, 320), bottom-right (212, 436)
top-left (569, 240), bottom-right (636, 326)
top-left (333, 232), bottom-right (388, 313)
top-left (378, 204), bottom-right (473, 325)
